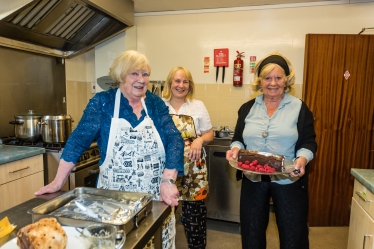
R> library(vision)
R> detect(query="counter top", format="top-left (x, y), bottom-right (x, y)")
top-left (0, 145), bottom-right (45, 165)
top-left (351, 168), bottom-right (374, 193)
top-left (0, 191), bottom-right (171, 249)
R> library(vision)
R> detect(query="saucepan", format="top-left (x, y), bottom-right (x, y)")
top-left (213, 126), bottom-right (234, 138)
top-left (9, 110), bottom-right (42, 141)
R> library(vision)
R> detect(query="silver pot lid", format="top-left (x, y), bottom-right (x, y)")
top-left (15, 110), bottom-right (42, 118)
top-left (41, 114), bottom-right (72, 120)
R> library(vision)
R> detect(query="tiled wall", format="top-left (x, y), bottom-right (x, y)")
top-left (66, 80), bottom-right (95, 130)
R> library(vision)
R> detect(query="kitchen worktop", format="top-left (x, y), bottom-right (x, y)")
top-left (0, 191), bottom-right (171, 249)
top-left (351, 168), bottom-right (374, 193)
top-left (0, 145), bottom-right (45, 165)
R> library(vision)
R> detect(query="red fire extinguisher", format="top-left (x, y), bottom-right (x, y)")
top-left (233, 50), bottom-right (245, 87)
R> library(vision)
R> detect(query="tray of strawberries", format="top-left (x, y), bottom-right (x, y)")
top-left (228, 157), bottom-right (296, 175)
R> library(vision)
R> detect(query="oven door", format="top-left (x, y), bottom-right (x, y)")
top-left (69, 163), bottom-right (100, 190)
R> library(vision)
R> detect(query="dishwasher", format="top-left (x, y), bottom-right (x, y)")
top-left (205, 138), bottom-right (241, 223)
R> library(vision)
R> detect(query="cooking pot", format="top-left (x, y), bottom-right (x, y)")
top-left (213, 126), bottom-right (234, 138)
top-left (9, 110), bottom-right (42, 141)
top-left (39, 114), bottom-right (73, 143)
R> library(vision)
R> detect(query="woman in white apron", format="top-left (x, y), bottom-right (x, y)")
top-left (35, 51), bottom-right (184, 249)
top-left (162, 67), bottom-right (214, 249)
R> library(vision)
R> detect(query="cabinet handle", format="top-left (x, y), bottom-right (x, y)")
top-left (9, 166), bottom-right (30, 174)
top-left (355, 191), bottom-right (373, 202)
top-left (363, 234), bottom-right (373, 249)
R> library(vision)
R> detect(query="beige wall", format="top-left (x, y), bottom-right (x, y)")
top-left (136, 2), bottom-right (374, 128)
top-left (65, 1), bottom-right (374, 129)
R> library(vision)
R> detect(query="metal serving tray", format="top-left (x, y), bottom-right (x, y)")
top-left (29, 187), bottom-right (154, 235)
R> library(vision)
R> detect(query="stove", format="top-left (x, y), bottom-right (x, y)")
top-left (0, 137), bottom-right (100, 191)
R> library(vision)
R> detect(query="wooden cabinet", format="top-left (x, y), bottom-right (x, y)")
top-left (0, 155), bottom-right (44, 212)
top-left (347, 180), bottom-right (374, 249)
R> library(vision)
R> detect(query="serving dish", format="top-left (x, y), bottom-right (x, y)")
top-left (28, 187), bottom-right (154, 235)
top-left (1, 226), bottom-right (83, 249)
top-left (229, 158), bottom-right (296, 175)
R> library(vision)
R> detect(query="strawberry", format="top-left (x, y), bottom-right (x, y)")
top-left (238, 161), bottom-right (243, 167)
top-left (245, 160), bottom-right (250, 165)
top-left (242, 165), bottom-right (250, 170)
top-left (252, 160), bottom-right (258, 165)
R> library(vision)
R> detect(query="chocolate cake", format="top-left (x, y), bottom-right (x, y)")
top-left (238, 149), bottom-right (285, 172)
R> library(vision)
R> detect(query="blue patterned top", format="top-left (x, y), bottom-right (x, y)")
top-left (61, 88), bottom-right (184, 175)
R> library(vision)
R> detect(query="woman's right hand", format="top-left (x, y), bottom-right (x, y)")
top-left (34, 159), bottom-right (74, 196)
top-left (34, 180), bottom-right (64, 196)
top-left (226, 147), bottom-right (240, 161)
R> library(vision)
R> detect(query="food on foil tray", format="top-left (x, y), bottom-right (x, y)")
top-left (16, 218), bottom-right (67, 249)
top-left (237, 149), bottom-right (285, 173)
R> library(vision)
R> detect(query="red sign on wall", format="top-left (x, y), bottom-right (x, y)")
top-left (214, 48), bottom-right (229, 67)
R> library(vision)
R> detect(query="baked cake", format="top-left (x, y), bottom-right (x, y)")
top-left (237, 149), bottom-right (285, 173)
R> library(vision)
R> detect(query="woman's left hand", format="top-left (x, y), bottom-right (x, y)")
top-left (160, 169), bottom-right (179, 206)
top-left (290, 156), bottom-right (307, 177)
top-left (188, 137), bottom-right (204, 161)
top-left (160, 182), bottom-right (179, 207)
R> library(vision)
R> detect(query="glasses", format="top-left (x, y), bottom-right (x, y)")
top-left (173, 79), bottom-right (189, 84)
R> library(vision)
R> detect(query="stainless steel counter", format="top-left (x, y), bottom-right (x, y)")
top-left (0, 191), bottom-right (171, 249)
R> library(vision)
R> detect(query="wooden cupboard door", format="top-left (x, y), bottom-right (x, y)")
top-left (347, 198), bottom-right (374, 249)
top-left (0, 171), bottom-right (44, 212)
top-left (303, 34), bottom-right (374, 226)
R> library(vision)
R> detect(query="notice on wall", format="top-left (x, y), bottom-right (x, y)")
top-left (204, 57), bottom-right (210, 73)
top-left (249, 56), bottom-right (256, 74)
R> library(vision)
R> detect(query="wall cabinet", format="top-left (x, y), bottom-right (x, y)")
top-left (0, 155), bottom-right (44, 212)
top-left (347, 180), bottom-right (374, 249)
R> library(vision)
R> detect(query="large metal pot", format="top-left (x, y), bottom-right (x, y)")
top-left (9, 110), bottom-right (42, 141)
top-left (39, 114), bottom-right (73, 143)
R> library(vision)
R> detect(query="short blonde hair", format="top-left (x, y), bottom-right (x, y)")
top-left (250, 52), bottom-right (295, 93)
top-left (163, 66), bottom-right (195, 101)
top-left (109, 50), bottom-right (151, 83)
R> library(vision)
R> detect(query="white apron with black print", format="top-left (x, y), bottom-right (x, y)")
top-left (97, 89), bottom-right (175, 249)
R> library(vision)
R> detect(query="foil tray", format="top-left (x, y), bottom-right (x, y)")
top-left (29, 187), bottom-right (154, 235)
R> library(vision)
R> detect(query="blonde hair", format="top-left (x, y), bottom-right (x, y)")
top-left (109, 50), bottom-right (151, 83)
top-left (163, 66), bottom-right (195, 101)
top-left (250, 52), bottom-right (295, 93)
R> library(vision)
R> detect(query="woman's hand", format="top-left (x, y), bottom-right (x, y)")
top-left (160, 169), bottom-right (179, 206)
top-left (34, 180), bottom-right (65, 196)
top-left (189, 137), bottom-right (203, 161)
top-left (289, 156), bottom-right (307, 177)
top-left (160, 182), bottom-right (179, 207)
top-left (226, 147), bottom-right (240, 161)
top-left (34, 159), bottom-right (74, 196)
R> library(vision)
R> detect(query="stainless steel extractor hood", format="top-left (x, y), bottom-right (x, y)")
top-left (0, 0), bottom-right (134, 58)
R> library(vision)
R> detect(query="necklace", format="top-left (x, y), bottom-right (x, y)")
top-left (262, 110), bottom-right (269, 138)
top-left (262, 130), bottom-right (268, 138)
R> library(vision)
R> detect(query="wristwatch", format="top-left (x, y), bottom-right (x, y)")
top-left (161, 178), bottom-right (176, 184)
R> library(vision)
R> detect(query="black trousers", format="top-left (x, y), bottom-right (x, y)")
top-left (240, 176), bottom-right (309, 249)
top-left (180, 200), bottom-right (207, 249)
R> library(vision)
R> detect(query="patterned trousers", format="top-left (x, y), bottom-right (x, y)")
top-left (180, 200), bottom-right (207, 249)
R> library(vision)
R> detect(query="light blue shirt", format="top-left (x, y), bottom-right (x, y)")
top-left (231, 93), bottom-right (314, 184)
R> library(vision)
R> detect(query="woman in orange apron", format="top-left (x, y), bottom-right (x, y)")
top-left (35, 51), bottom-right (184, 249)
top-left (163, 66), bottom-right (214, 249)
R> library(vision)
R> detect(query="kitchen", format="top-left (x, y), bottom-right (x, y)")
top-left (1, 0), bottom-right (374, 248)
